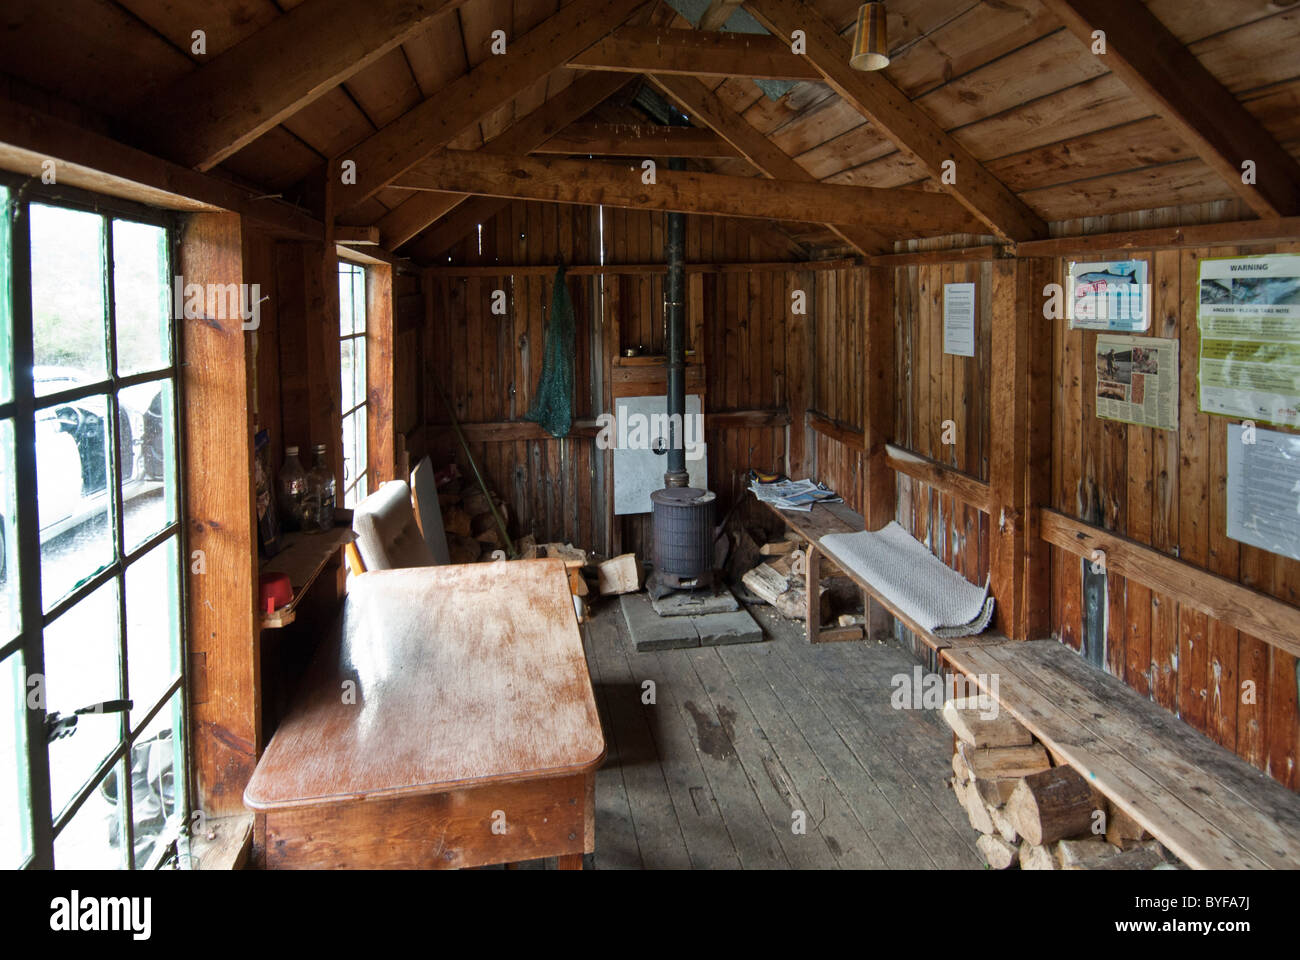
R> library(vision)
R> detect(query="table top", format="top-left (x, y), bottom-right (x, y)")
top-left (245, 560), bottom-right (605, 810)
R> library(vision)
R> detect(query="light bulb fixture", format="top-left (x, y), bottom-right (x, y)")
top-left (850, 2), bottom-right (890, 71)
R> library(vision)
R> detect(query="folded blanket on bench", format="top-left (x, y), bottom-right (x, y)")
top-left (819, 522), bottom-right (995, 638)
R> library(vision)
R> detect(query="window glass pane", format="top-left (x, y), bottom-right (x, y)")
top-left (356, 406), bottom-right (367, 486)
top-left (0, 418), bottom-right (19, 642)
top-left (131, 689), bottom-right (183, 868)
top-left (338, 268), bottom-right (353, 336)
top-left (38, 393), bottom-right (115, 610)
top-left (0, 185), bottom-right (11, 404)
top-left (31, 204), bottom-right (107, 396)
top-left (45, 579), bottom-right (122, 816)
top-left (1, 652), bottom-right (31, 868)
top-left (342, 411), bottom-right (355, 500)
top-left (112, 220), bottom-right (170, 376)
top-left (352, 267), bottom-right (366, 333)
top-left (126, 538), bottom-right (179, 731)
top-left (54, 757), bottom-right (126, 870)
top-left (340, 337), bottom-right (354, 412)
top-left (120, 379), bottom-right (176, 552)
top-left (353, 335), bottom-right (366, 413)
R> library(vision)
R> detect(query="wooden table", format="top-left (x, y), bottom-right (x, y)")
top-left (244, 560), bottom-right (606, 869)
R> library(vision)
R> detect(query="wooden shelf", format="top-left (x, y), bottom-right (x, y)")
top-left (259, 526), bottom-right (356, 629)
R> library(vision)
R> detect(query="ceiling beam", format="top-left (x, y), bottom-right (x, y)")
top-left (338, 0), bottom-right (648, 213)
top-left (1038, 0), bottom-right (1300, 218)
top-left (568, 26), bottom-right (819, 80)
top-left (649, 73), bottom-right (889, 254)
top-left (371, 72), bottom-right (634, 250)
top-left (143, 0), bottom-right (466, 171)
top-left (745, 0), bottom-right (1047, 242)
top-left (536, 122), bottom-right (741, 158)
top-left (393, 150), bottom-right (982, 235)
top-left (699, 0), bottom-right (746, 31)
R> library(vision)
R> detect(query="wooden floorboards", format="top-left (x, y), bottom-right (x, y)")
top-left (574, 600), bottom-right (983, 870)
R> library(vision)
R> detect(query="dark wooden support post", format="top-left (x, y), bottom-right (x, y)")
top-left (1022, 258), bottom-right (1055, 639)
top-left (182, 212), bottom-right (260, 817)
top-left (863, 264), bottom-right (896, 640)
top-left (366, 261), bottom-right (397, 484)
top-left (989, 258), bottom-right (1054, 640)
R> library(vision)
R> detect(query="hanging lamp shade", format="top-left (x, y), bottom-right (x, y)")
top-left (849, 2), bottom-right (890, 71)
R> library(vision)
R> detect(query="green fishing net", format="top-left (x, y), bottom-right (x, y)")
top-left (525, 264), bottom-right (575, 438)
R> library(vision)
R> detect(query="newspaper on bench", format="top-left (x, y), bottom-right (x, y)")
top-left (748, 478), bottom-right (842, 512)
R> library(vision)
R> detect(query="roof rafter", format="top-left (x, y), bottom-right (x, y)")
top-left (142, 0), bottom-right (467, 171)
top-left (368, 71), bottom-right (635, 250)
top-left (336, 0), bottom-right (650, 213)
top-left (745, 0), bottom-right (1048, 242)
top-left (649, 73), bottom-right (889, 254)
top-left (1038, 0), bottom-right (1300, 218)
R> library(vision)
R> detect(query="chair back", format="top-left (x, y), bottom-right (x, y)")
top-left (351, 480), bottom-right (436, 571)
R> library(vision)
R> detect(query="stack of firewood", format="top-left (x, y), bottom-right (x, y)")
top-left (943, 697), bottom-right (1180, 870)
top-left (437, 480), bottom-right (518, 563)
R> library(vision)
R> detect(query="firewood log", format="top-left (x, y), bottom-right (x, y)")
top-left (942, 697), bottom-right (1033, 748)
top-left (1104, 803), bottom-right (1152, 848)
top-left (1008, 766), bottom-right (1105, 846)
top-left (957, 740), bottom-right (1051, 780)
top-left (1019, 843), bottom-right (1060, 870)
top-left (976, 834), bottom-right (1017, 870)
top-left (597, 553), bottom-right (643, 595)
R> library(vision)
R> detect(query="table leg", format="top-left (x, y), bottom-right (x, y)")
top-left (557, 853), bottom-right (583, 870)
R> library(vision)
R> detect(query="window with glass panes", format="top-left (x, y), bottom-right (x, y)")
top-left (339, 261), bottom-right (368, 507)
top-left (0, 181), bottom-right (186, 870)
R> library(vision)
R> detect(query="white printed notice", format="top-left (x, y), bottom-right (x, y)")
top-left (1067, 259), bottom-right (1150, 331)
top-left (1198, 254), bottom-right (1300, 427)
top-left (1095, 334), bottom-right (1178, 431)
top-left (1226, 424), bottom-right (1300, 562)
top-left (943, 282), bottom-right (976, 357)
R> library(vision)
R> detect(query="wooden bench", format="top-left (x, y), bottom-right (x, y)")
top-left (758, 497), bottom-right (1007, 652)
top-left (943, 638), bottom-right (1300, 870)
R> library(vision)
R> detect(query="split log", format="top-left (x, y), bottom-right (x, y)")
top-left (957, 740), bottom-right (1051, 780)
top-left (1057, 837), bottom-right (1118, 869)
top-left (1105, 804), bottom-right (1152, 848)
top-left (1019, 843), bottom-right (1060, 871)
top-left (760, 540), bottom-right (798, 556)
top-left (743, 563), bottom-right (790, 605)
top-left (976, 834), bottom-right (1017, 870)
top-left (1007, 766), bottom-right (1104, 846)
top-left (597, 553), bottom-right (643, 595)
top-left (1087, 842), bottom-right (1171, 871)
top-left (516, 534), bottom-right (538, 559)
top-left (953, 750), bottom-right (972, 783)
top-left (990, 805), bottom-right (1018, 844)
top-left (973, 777), bottom-right (1019, 808)
top-left (957, 778), bottom-right (995, 835)
top-left (447, 533), bottom-right (481, 564)
top-left (443, 509), bottom-right (473, 537)
top-left (475, 526), bottom-right (504, 548)
top-left (542, 542), bottom-right (587, 567)
top-left (942, 697), bottom-right (1033, 748)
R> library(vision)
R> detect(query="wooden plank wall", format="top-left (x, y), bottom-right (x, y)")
top-left (1051, 240), bottom-right (1300, 791)
top-left (892, 261), bottom-right (993, 594)
top-left (421, 201), bottom-right (800, 556)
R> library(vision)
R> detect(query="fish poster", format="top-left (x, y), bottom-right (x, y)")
top-left (1068, 259), bottom-right (1150, 331)
top-left (1095, 334), bottom-right (1178, 431)
top-left (1197, 253), bottom-right (1300, 428)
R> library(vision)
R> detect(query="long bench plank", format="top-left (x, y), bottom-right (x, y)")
top-left (944, 639), bottom-right (1300, 870)
top-left (759, 498), bottom-right (1007, 651)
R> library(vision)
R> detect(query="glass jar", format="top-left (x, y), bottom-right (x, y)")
top-left (305, 443), bottom-right (336, 534)
top-left (278, 445), bottom-right (308, 533)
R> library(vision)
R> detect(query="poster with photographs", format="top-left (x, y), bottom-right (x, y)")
top-left (1095, 334), bottom-right (1178, 431)
top-left (1197, 254), bottom-right (1300, 428)
top-left (1067, 259), bottom-right (1150, 331)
